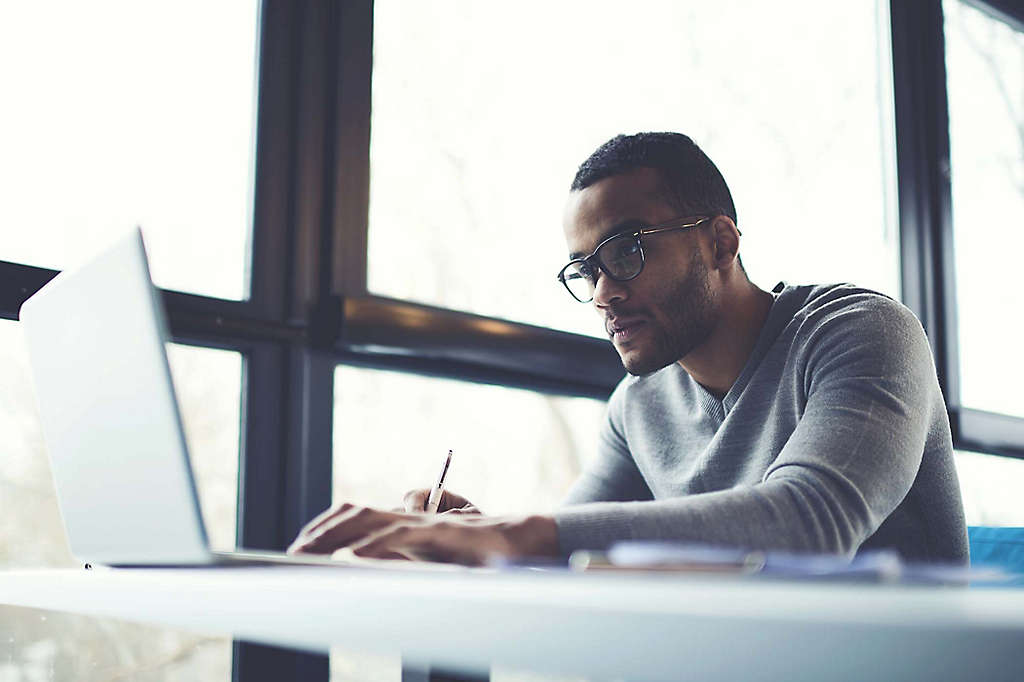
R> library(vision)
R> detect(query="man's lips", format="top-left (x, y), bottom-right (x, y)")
top-left (606, 316), bottom-right (647, 342)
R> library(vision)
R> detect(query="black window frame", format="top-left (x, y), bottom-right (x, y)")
top-left (3, 1), bottom-right (1024, 680)
top-left (891, 0), bottom-right (1024, 460)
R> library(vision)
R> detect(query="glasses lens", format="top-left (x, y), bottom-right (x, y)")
top-left (597, 234), bottom-right (643, 280)
top-left (560, 261), bottom-right (596, 302)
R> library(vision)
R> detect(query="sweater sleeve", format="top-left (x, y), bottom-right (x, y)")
top-left (554, 296), bottom-right (938, 557)
top-left (560, 382), bottom-right (654, 505)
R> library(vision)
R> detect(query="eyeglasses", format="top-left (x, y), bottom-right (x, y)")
top-left (556, 215), bottom-right (710, 303)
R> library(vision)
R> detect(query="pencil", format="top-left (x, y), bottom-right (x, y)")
top-left (424, 449), bottom-right (453, 513)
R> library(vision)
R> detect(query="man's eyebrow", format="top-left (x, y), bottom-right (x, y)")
top-left (569, 219), bottom-right (648, 259)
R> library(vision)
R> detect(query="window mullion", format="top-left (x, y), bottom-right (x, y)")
top-left (890, 0), bottom-right (961, 407)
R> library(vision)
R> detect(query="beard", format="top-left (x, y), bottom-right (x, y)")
top-left (619, 250), bottom-right (718, 376)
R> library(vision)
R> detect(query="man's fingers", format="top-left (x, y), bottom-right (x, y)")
top-left (352, 525), bottom-right (458, 563)
top-left (289, 506), bottom-right (410, 554)
top-left (351, 525), bottom-right (418, 558)
top-left (440, 504), bottom-right (481, 516)
top-left (403, 489), bottom-right (482, 514)
top-left (402, 489), bottom-right (431, 513)
top-left (353, 549), bottom-right (412, 561)
top-left (350, 522), bottom-right (490, 565)
top-left (295, 501), bottom-right (356, 540)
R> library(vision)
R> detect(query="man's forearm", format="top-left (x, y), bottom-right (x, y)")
top-left (553, 472), bottom-right (881, 557)
top-left (502, 514), bottom-right (561, 558)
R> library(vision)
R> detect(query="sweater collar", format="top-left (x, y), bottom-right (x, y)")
top-left (693, 282), bottom-right (806, 418)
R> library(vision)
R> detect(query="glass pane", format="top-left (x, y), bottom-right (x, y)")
top-left (956, 450), bottom-right (1024, 526)
top-left (368, 0), bottom-right (899, 336)
top-left (330, 366), bottom-right (605, 679)
top-left (0, 321), bottom-right (239, 677)
top-left (329, 646), bottom-right (401, 682)
top-left (332, 366), bottom-right (605, 515)
top-left (945, 0), bottom-right (1024, 418)
top-left (0, 322), bottom-right (73, 568)
top-left (166, 344), bottom-right (243, 551)
top-left (0, 1), bottom-right (259, 300)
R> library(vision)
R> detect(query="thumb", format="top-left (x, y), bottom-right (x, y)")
top-left (403, 488), bottom-right (431, 513)
top-left (440, 504), bottom-right (481, 516)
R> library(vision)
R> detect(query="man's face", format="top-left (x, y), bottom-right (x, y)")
top-left (562, 167), bottom-right (719, 375)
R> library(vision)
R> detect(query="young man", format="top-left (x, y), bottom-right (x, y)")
top-left (288, 132), bottom-right (968, 565)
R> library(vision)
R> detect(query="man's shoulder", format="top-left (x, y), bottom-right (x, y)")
top-left (785, 282), bottom-right (895, 311)
top-left (784, 282), bottom-right (919, 334)
top-left (780, 283), bottom-right (928, 363)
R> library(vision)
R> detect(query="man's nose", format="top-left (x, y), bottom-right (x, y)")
top-left (593, 271), bottom-right (628, 308)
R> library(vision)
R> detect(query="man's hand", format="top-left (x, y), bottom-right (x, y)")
top-left (286, 502), bottom-right (558, 566)
top-left (402, 489), bottom-right (482, 515)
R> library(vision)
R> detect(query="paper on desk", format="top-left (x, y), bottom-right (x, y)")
top-left (570, 541), bottom-right (1015, 585)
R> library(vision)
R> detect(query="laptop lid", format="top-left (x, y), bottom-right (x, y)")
top-left (19, 228), bottom-right (214, 566)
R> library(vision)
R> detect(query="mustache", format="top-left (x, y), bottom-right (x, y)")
top-left (604, 309), bottom-right (647, 335)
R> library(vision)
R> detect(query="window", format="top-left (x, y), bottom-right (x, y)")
top-left (6, 2), bottom-right (1024, 681)
top-left (330, 366), bottom-right (604, 682)
top-left (333, 366), bottom-right (604, 515)
top-left (0, 321), bottom-right (240, 677)
top-left (0, 1), bottom-right (259, 300)
top-left (166, 344), bottom-right (243, 551)
top-left (368, 0), bottom-right (900, 337)
top-left (944, 0), bottom-right (1024, 419)
top-left (956, 450), bottom-right (1024, 526)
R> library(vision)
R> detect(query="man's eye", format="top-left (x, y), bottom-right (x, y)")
top-left (610, 239), bottom-right (639, 259)
top-left (577, 262), bottom-right (596, 280)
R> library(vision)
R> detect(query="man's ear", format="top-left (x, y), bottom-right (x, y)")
top-left (710, 216), bottom-right (741, 270)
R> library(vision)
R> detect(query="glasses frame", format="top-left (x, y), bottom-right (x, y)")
top-left (556, 215), bottom-right (711, 303)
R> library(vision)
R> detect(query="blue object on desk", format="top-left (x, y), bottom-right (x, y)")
top-left (968, 526), bottom-right (1024, 583)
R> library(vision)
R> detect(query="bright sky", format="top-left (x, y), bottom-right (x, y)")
top-left (0, 0), bottom-right (1021, 539)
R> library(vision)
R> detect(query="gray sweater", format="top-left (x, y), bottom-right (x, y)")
top-left (555, 283), bottom-right (969, 563)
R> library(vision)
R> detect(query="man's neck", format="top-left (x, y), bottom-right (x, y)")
top-left (678, 282), bottom-right (775, 400)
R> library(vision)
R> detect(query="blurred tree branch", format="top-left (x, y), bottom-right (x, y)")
top-left (954, 2), bottom-right (1024, 195)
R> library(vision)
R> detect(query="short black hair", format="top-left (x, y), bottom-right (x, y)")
top-left (570, 132), bottom-right (737, 226)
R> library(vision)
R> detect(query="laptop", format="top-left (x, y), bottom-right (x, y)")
top-left (19, 228), bottom-right (344, 568)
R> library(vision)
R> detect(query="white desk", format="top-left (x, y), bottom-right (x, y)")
top-left (2, 566), bottom-right (1023, 681)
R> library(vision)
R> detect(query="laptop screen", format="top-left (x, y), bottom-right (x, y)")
top-left (19, 229), bottom-right (213, 565)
